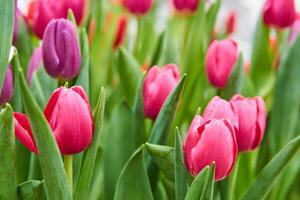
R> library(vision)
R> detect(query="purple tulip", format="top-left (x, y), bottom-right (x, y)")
top-left (0, 66), bottom-right (14, 106)
top-left (42, 19), bottom-right (81, 80)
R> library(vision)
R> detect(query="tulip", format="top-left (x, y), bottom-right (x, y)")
top-left (113, 15), bottom-right (128, 49)
top-left (123, 0), bottom-right (152, 16)
top-left (28, 0), bottom-right (85, 39)
top-left (44, 86), bottom-right (93, 154)
top-left (14, 112), bottom-right (38, 154)
top-left (0, 66), bottom-right (14, 106)
top-left (184, 117), bottom-right (237, 181)
top-left (27, 47), bottom-right (43, 85)
top-left (226, 11), bottom-right (236, 35)
top-left (263, 0), bottom-right (296, 29)
top-left (203, 96), bottom-right (238, 129)
top-left (230, 94), bottom-right (266, 151)
top-left (289, 19), bottom-right (300, 45)
top-left (172, 0), bottom-right (199, 13)
top-left (205, 39), bottom-right (238, 88)
top-left (42, 19), bottom-right (81, 80)
top-left (143, 64), bottom-right (180, 120)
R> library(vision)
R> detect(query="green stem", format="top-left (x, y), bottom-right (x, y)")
top-left (227, 156), bottom-right (240, 200)
top-left (134, 17), bottom-right (142, 57)
top-left (64, 155), bottom-right (73, 193)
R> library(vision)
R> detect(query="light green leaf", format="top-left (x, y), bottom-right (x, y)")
top-left (74, 88), bottom-right (105, 200)
top-left (114, 145), bottom-right (154, 200)
top-left (0, 104), bottom-right (17, 200)
top-left (17, 180), bottom-right (45, 200)
top-left (150, 31), bottom-right (167, 66)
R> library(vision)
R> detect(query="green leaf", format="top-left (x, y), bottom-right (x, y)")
top-left (114, 145), bottom-right (154, 200)
top-left (241, 135), bottom-right (300, 200)
top-left (17, 180), bottom-right (45, 200)
top-left (0, 0), bottom-right (14, 91)
top-left (11, 48), bottom-right (22, 112)
top-left (76, 28), bottom-right (90, 96)
top-left (200, 163), bottom-right (215, 200)
top-left (205, 0), bottom-right (221, 44)
top-left (268, 35), bottom-right (300, 153)
top-left (175, 129), bottom-right (188, 200)
top-left (0, 104), bottom-right (17, 200)
top-left (67, 9), bottom-right (77, 25)
top-left (117, 48), bottom-right (141, 105)
top-left (19, 67), bottom-right (72, 199)
top-left (145, 143), bottom-right (175, 181)
top-left (74, 88), bottom-right (105, 200)
top-left (150, 31), bottom-right (167, 66)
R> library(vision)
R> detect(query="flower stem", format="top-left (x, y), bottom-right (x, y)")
top-left (64, 155), bottom-right (73, 193)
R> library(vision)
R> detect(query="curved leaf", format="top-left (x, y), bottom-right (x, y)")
top-left (17, 180), bottom-right (45, 200)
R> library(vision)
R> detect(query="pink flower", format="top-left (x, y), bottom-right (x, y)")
top-left (143, 64), bottom-right (180, 120)
top-left (44, 86), bottom-right (93, 154)
top-left (263, 0), bottom-right (296, 29)
top-left (123, 0), bottom-right (152, 16)
top-left (226, 11), bottom-right (236, 35)
top-left (0, 66), bottom-right (14, 106)
top-left (230, 94), bottom-right (266, 152)
top-left (205, 39), bottom-right (238, 88)
top-left (184, 117), bottom-right (237, 181)
top-left (172, 0), bottom-right (199, 13)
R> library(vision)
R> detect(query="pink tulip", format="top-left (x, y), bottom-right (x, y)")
top-left (0, 66), bottom-right (14, 106)
top-left (203, 96), bottom-right (238, 129)
top-left (263, 0), bottom-right (296, 29)
top-left (44, 86), bottom-right (93, 154)
top-left (172, 0), bottom-right (199, 13)
top-left (123, 0), bottom-right (152, 16)
top-left (143, 64), bottom-right (180, 120)
top-left (14, 112), bottom-right (38, 154)
top-left (184, 117), bottom-right (237, 181)
top-left (226, 11), bottom-right (236, 35)
top-left (205, 39), bottom-right (238, 88)
top-left (230, 94), bottom-right (266, 152)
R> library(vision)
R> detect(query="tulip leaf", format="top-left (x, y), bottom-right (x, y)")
top-left (17, 180), bottom-right (45, 200)
top-left (205, 0), bottom-right (221, 44)
top-left (11, 48), bottom-right (22, 112)
top-left (19, 67), bottom-right (72, 199)
top-left (76, 28), bottom-right (90, 96)
top-left (117, 48), bottom-right (142, 105)
top-left (67, 9), bottom-right (77, 25)
top-left (74, 88), bottom-right (105, 200)
top-left (241, 135), bottom-right (300, 200)
top-left (175, 129), bottom-right (188, 200)
top-left (0, 0), bottom-right (14, 92)
top-left (150, 31), bottom-right (167, 67)
top-left (145, 143), bottom-right (175, 181)
top-left (114, 145), bottom-right (154, 200)
top-left (0, 104), bottom-right (17, 200)
top-left (268, 35), bottom-right (300, 153)
top-left (200, 163), bottom-right (215, 200)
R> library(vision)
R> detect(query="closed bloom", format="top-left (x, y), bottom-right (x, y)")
top-left (44, 86), bottom-right (93, 154)
top-left (0, 66), bottom-right (14, 106)
top-left (205, 39), bottom-right (238, 88)
top-left (263, 0), bottom-right (296, 29)
top-left (113, 15), bottom-right (128, 49)
top-left (14, 112), bottom-right (38, 154)
top-left (226, 11), bottom-right (236, 35)
top-left (203, 96), bottom-right (238, 129)
top-left (230, 94), bottom-right (266, 152)
top-left (184, 117), bottom-right (237, 181)
top-left (42, 19), bottom-right (81, 80)
top-left (143, 64), bottom-right (180, 120)
top-left (123, 0), bottom-right (152, 16)
top-left (172, 0), bottom-right (199, 13)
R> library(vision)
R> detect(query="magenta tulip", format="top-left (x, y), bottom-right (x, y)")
top-left (14, 112), bottom-right (38, 154)
top-left (230, 94), bottom-right (266, 152)
top-left (172, 0), bottom-right (199, 13)
top-left (203, 96), bottom-right (238, 129)
top-left (205, 39), bottom-right (238, 88)
top-left (27, 47), bottom-right (43, 85)
top-left (263, 0), bottom-right (296, 29)
top-left (42, 19), bottom-right (81, 80)
top-left (143, 64), bottom-right (180, 120)
top-left (123, 0), bottom-right (152, 16)
top-left (0, 66), bottom-right (14, 106)
top-left (44, 86), bottom-right (93, 154)
top-left (184, 117), bottom-right (237, 181)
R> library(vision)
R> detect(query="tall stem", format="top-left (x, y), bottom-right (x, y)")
top-left (134, 17), bottom-right (142, 57)
top-left (64, 155), bottom-right (73, 193)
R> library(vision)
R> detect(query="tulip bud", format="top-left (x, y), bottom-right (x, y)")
top-left (123, 0), bottom-right (152, 16)
top-left (0, 66), bottom-right (14, 106)
top-left (263, 0), bottom-right (296, 29)
top-left (27, 47), bottom-right (43, 85)
top-left (230, 94), bottom-right (266, 152)
top-left (226, 11), bottom-right (236, 35)
top-left (143, 64), bottom-right (180, 120)
top-left (205, 39), bottom-right (238, 88)
top-left (14, 112), bottom-right (38, 154)
top-left (113, 15), bottom-right (128, 49)
top-left (289, 19), bottom-right (300, 45)
top-left (184, 117), bottom-right (237, 181)
top-left (42, 19), bottom-right (81, 80)
top-left (203, 96), bottom-right (238, 129)
top-left (44, 86), bottom-right (93, 154)
top-left (172, 0), bottom-right (199, 13)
